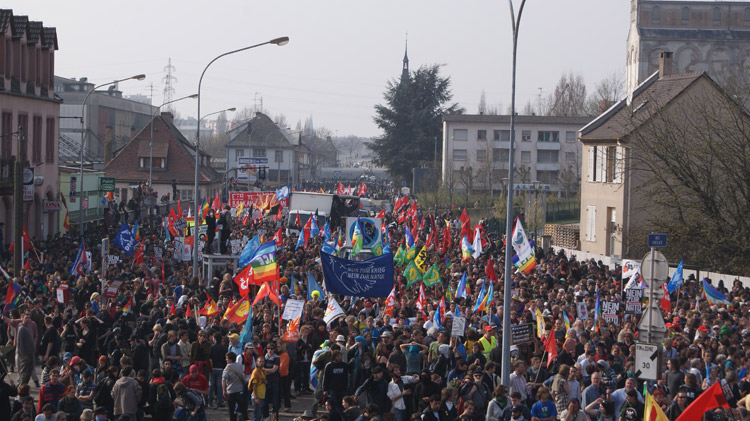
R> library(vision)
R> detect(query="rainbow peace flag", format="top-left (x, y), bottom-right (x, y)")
top-left (472, 280), bottom-right (486, 313)
top-left (461, 235), bottom-right (473, 262)
top-left (703, 279), bottom-right (731, 305)
top-left (249, 242), bottom-right (278, 285)
top-left (593, 286), bottom-right (601, 332)
top-left (562, 309), bottom-right (571, 331)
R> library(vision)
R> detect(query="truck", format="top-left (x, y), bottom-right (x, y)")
top-left (285, 192), bottom-right (360, 235)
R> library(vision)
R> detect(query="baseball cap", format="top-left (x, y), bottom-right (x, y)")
top-left (98, 356), bottom-right (108, 363)
top-left (244, 343), bottom-right (254, 349)
top-left (698, 326), bottom-right (709, 332)
top-left (382, 331), bottom-right (392, 338)
top-left (228, 333), bottom-right (239, 339)
top-left (70, 356), bottom-right (81, 366)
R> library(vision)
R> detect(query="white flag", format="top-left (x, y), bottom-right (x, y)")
top-left (471, 227), bottom-right (482, 258)
top-left (324, 297), bottom-right (345, 325)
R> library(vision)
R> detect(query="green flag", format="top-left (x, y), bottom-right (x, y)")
top-left (352, 220), bottom-right (363, 257)
top-left (403, 260), bottom-right (422, 286)
top-left (405, 244), bottom-right (417, 262)
top-left (422, 263), bottom-right (441, 287)
top-left (372, 240), bottom-right (383, 257)
top-left (394, 244), bottom-right (405, 266)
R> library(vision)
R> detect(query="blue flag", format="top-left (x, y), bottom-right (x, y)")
top-left (404, 226), bottom-right (415, 247)
top-left (456, 272), bottom-right (468, 299)
top-left (321, 241), bottom-right (336, 255)
top-left (239, 236), bottom-right (261, 268)
top-left (239, 304), bottom-right (253, 346)
top-left (319, 251), bottom-right (394, 298)
top-left (323, 221), bottom-right (331, 242)
top-left (295, 232), bottom-right (306, 250)
top-left (667, 259), bottom-right (684, 294)
top-left (70, 243), bottom-right (88, 276)
top-left (114, 222), bottom-right (136, 255)
top-left (308, 271), bottom-right (326, 301)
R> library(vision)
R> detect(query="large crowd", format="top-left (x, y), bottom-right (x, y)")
top-left (0, 188), bottom-right (748, 421)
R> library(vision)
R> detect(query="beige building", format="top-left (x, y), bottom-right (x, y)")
top-left (441, 114), bottom-right (591, 196)
top-left (0, 10), bottom-right (60, 241)
top-left (626, 0), bottom-right (750, 93)
top-left (579, 53), bottom-right (729, 258)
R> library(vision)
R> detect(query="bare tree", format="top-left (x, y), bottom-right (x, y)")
top-left (231, 107), bottom-right (257, 125)
top-left (478, 91), bottom-right (487, 115)
top-left (587, 70), bottom-right (625, 115)
top-left (546, 72), bottom-right (588, 117)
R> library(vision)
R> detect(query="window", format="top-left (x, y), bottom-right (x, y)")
top-left (682, 6), bottom-right (690, 23)
top-left (235, 149), bottom-right (244, 161)
top-left (152, 157), bottom-right (165, 168)
top-left (32, 116), bottom-right (42, 163)
top-left (139, 157), bottom-right (148, 168)
top-left (253, 148), bottom-right (266, 157)
top-left (565, 152), bottom-right (576, 163)
top-left (652, 6), bottom-right (660, 23)
top-left (745, 8), bottom-right (750, 24)
top-left (537, 150), bottom-right (559, 163)
top-left (536, 170), bottom-right (559, 185)
top-left (537, 131), bottom-right (559, 142)
top-left (521, 151), bottom-right (531, 163)
top-left (179, 189), bottom-right (194, 201)
top-left (587, 146), bottom-right (598, 182)
top-left (275, 150), bottom-right (283, 163)
top-left (477, 130), bottom-right (487, 141)
top-left (453, 149), bottom-right (467, 161)
top-left (521, 130), bottom-right (531, 142)
top-left (586, 205), bottom-right (597, 242)
top-left (45, 117), bottom-right (55, 163)
top-left (565, 131), bottom-right (576, 143)
top-left (493, 130), bottom-right (501, 141)
top-left (713, 7), bottom-right (721, 24)
top-left (500, 130), bottom-right (512, 142)
top-left (587, 145), bottom-right (622, 183)
top-left (476, 149), bottom-right (487, 161)
top-left (2, 112), bottom-right (12, 159)
top-left (493, 148), bottom-right (509, 162)
top-left (17, 114), bottom-right (28, 155)
top-left (453, 129), bottom-right (468, 141)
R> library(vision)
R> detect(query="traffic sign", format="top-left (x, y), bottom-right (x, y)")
top-left (635, 343), bottom-right (661, 381)
top-left (100, 177), bottom-right (116, 192)
top-left (647, 233), bottom-right (668, 248)
top-left (642, 251), bottom-right (669, 285)
top-left (637, 307), bottom-right (667, 338)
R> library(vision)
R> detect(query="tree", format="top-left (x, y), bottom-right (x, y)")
top-left (215, 111), bottom-right (228, 134)
top-left (626, 77), bottom-right (750, 275)
top-left (545, 72), bottom-right (588, 117)
top-left (587, 70), bottom-right (625, 115)
top-left (370, 64), bottom-right (463, 183)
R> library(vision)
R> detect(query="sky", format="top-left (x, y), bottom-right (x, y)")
top-left (13, 0), bottom-right (632, 138)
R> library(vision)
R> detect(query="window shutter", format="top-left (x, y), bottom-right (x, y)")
top-left (596, 146), bottom-right (606, 182)
top-left (614, 147), bottom-right (623, 184)
top-left (587, 146), bottom-right (595, 182)
top-left (586, 205), bottom-right (597, 242)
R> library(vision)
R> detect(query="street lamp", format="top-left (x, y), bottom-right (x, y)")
top-left (501, 0), bottom-right (526, 386)
top-left (149, 94), bottom-right (198, 187)
top-left (78, 74), bottom-right (146, 239)
top-left (192, 36), bottom-right (289, 277)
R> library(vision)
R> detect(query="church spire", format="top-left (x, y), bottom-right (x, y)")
top-left (401, 33), bottom-right (409, 82)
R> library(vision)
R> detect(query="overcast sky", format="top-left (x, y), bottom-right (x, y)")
top-left (14, 0), bottom-right (631, 138)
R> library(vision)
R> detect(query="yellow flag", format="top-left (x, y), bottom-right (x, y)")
top-left (535, 308), bottom-right (545, 338)
top-left (644, 390), bottom-right (669, 421)
top-left (236, 202), bottom-right (244, 217)
top-left (414, 246), bottom-right (428, 272)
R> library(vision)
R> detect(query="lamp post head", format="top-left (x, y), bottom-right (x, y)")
top-left (132, 74), bottom-right (147, 81)
top-left (227, 107), bottom-right (237, 112)
top-left (188, 94), bottom-right (199, 99)
top-left (270, 36), bottom-right (290, 46)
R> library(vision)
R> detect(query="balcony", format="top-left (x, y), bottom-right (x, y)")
top-left (536, 142), bottom-right (561, 150)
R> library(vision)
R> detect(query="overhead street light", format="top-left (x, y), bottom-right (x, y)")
top-left (192, 37), bottom-right (289, 278)
top-left (78, 74), bottom-right (146, 240)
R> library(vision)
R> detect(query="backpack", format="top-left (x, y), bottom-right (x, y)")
top-left (156, 383), bottom-right (173, 410)
top-left (93, 377), bottom-right (114, 407)
top-left (185, 390), bottom-right (205, 413)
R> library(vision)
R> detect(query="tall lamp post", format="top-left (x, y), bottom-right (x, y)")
top-left (78, 74), bottom-right (146, 239)
top-left (192, 36), bottom-right (289, 278)
top-left (149, 94), bottom-right (198, 187)
top-left (501, 0), bottom-right (526, 386)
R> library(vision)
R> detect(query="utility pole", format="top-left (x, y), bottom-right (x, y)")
top-left (13, 127), bottom-right (25, 274)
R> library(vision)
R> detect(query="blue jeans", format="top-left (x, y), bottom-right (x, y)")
top-left (252, 397), bottom-right (264, 421)
top-left (208, 368), bottom-right (224, 406)
top-left (394, 408), bottom-right (407, 421)
top-left (263, 382), bottom-right (279, 417)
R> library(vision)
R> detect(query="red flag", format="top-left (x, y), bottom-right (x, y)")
top-left (336, 182), bottom-right (344, 195)
top-left (660, 283), bottom-right (671, 312)
top-left (212, 189), bottom-right (221, 211)
top-left (295, 212), bottom-right (301, 229)
top-left (394, 196), bottom-right (408, 213)
top-left (425, 231), bottom-right (434, 250)
top-left (459, 208), bottom-right (470, 225)
top-left (358, 183), bottom-right (367, 197)
top-left (167, 208), bottom-right (178, 236)
top-left (545, 331), bottom-right (558, 368)
top-left (185, 304), bottom-right (192, 319)
top-left (234, 264), bottom-right (252, 297)
top-left (253, 281), bottom-right (280, 306)
top-left (272, 228), bottom-right (283, 248)
top-left (383, 286), bottom-right (396, 316)
top-left (302, 217), bottom-right (312, 248)
top-left (276, 206), bottom-right (283, 221)
top-left (346, 184), bottom-right (351, 195)
top-left (376, 209), bottom-right (385, 218)
top-left (415, 284), bottom-right (427, 321)
top-left (460, 219), bottom-right (473, 243)
top-left (177, 199), bottom-right (183, 218)
top-left (169, 302), bottom-right (176, 316)
top-left (397, 209), bottom-right (406, 224)
top-left (485, 258), bottom-right (498, 282)
top-left (23, 259), bottom-right (32, 271)
top-left (441, 224), bottom-right (451, 254)
top-left (134, 243), bottom-right (144, 265)
top-left (9, 226), bottom-right (33, 254)
top-left (675, 381), bottom-right (728, 421)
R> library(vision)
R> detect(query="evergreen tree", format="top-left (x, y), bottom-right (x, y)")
top-left (370, 64), bottom-right (463, 183)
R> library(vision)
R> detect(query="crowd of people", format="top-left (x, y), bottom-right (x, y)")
top-left (0, 189), bottom-right (748, 421)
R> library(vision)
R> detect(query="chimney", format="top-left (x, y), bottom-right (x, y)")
top-left (659, 51), bottom-right (673, 78)
top-left (598, 100), bottom-right (609, 115)
top-left (161, 111), bottom-right (174, 123)
top-left (255, 112), bottom-right (262, 118)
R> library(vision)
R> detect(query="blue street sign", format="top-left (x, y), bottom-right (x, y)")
top-left (647, 233), bottom-right (668, 248)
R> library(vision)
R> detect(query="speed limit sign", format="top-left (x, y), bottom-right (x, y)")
top-left (635, 343), bottom-right (661, 381)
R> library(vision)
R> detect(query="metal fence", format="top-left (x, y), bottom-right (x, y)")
top-left (545, 200), bottom-right (580, 223)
